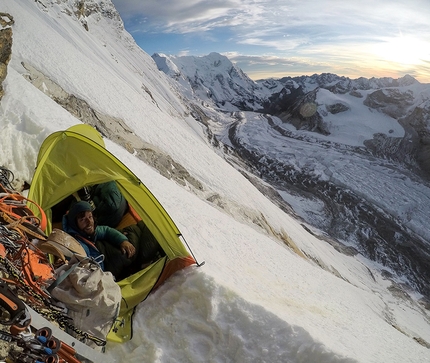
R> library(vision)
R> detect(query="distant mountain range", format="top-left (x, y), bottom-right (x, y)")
top-left (154, 52), bottom-right (430, 301)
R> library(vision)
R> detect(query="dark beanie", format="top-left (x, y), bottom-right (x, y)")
top-left (67, 201), bottom-right (93, 231)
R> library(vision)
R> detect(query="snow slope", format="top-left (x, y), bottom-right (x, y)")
top-left (0, 1), bottom-right (429, 362)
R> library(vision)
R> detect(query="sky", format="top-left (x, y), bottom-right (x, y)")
top-left (1, 1), bottom-right (430, 362)
top-left (111, 0), bottom-right (430, 83)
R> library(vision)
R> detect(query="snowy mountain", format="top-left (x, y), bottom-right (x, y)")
top-left (154, 52), bottom-right (430, 302)
top-left (0, 1), bottom-right (429, 363)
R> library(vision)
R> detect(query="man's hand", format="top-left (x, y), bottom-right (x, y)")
top-left (120, 241), bottom-right (136, 258)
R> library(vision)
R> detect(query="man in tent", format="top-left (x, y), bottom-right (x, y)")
top-left (63, 201), bottom-right (137, 280)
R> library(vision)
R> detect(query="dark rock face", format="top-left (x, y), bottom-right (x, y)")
top-left (0, 13), bottom-right (13, 101)
top-left (364, 89), bottom-right (414, 118)
top-left (400, 105), bottom-right (430, 177)
top-left (286, 89), bottom-right (330, 135)
top-left (326, 103), bottom-right (349, 114)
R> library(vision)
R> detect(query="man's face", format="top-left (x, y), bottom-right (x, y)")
top-left (76, 211), bottom-right (95, 235)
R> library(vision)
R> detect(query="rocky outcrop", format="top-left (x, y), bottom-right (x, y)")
top-left (400, 104), bottom-right (430, 177)
top-left (326, 102), bottom-right (349, 114)
top-left (361, 89), bottom-right (430, 177)
top-left (283, 88), bottom-right (330, 135)
top-left (35, 0), bottom-right (123, 31)
top-left (0, 13), bottom-right (13, 101)
top-left (364, 89), bottom-right (414, 118)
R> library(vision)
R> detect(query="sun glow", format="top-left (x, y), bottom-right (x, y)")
top-left (374, 36), bottom-right (429, 66)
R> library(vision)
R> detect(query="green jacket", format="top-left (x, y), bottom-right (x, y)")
top-left (63, 215), bottom-right (127, 271)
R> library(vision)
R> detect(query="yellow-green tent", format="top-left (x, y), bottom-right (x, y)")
top-left (27, 124), bottom-right (196, 342)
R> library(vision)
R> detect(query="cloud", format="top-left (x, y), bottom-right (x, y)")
top-left (225, 53), bottom-right (326, 80)
top-left (112, 0), bottom-right (430, 42)
top-left (228, 51), bottom-right (430, 83)
top-left (111, 0), bottom-right (430, 82)
top-left (112, 0), bottom-right (242, 32)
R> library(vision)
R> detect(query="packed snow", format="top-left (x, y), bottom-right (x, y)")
top-left (0, 1), bottom-right (429, 363)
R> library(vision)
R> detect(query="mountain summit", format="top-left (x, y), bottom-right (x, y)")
top-left (153, 52), bottom-right (265, 110)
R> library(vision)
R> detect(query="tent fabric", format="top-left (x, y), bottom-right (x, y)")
top-left (27, 124), bottom-right (196, 342)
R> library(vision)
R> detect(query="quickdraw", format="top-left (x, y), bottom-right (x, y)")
top-left (0, 172), bottom-right (47, 238)
top-left (0, 325), bottom-right (85, 363)
top-left (0, 166), bottom-right (14, 190)
top-left (0, 261), bottom-right (108, 362)
top-left (0, 211), bottom-right (47, 241)
top-left (0, 281), bottom-right (31, 334)
top-left (0, 170), bottom-right (107, 353)
top-left (0, 225), bottom-right (54, 301)
top-left (0, 226), bottom-right (106, 348)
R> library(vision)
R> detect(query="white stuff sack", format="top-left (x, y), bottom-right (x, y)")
top-left (51, 257), bottom-right (121, 347)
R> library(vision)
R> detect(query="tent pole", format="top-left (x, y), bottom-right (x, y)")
top-left (180, 235), bottom-right (205, 267)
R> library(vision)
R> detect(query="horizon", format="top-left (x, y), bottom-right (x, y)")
top-left (111, 0), bottom-right (430, 84)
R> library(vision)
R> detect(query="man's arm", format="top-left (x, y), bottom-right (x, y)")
top-left (97, 226), bottom-right (135, 258)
